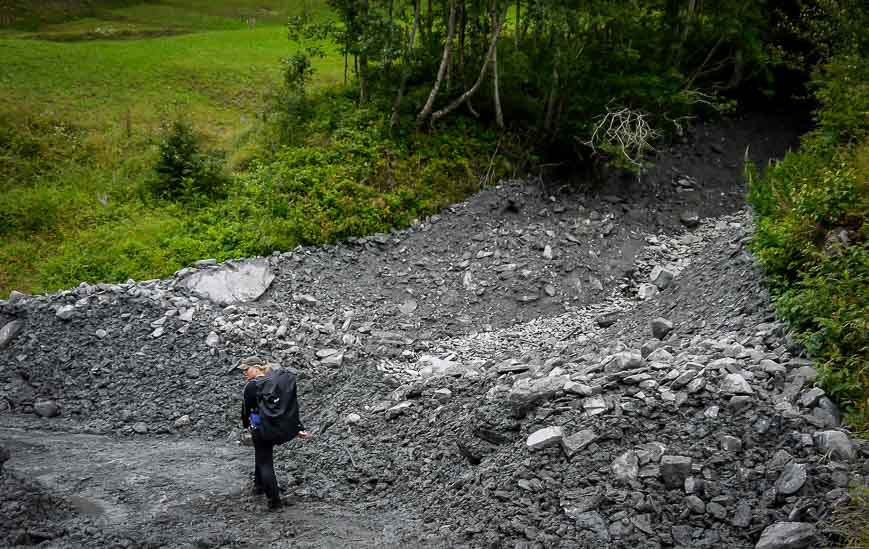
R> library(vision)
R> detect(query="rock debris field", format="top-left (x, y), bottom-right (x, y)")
top-left (1, 115), bottom-right (867, 548)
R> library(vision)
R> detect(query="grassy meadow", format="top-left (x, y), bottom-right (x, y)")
top-left (0, 1), bottom-right (345, 294)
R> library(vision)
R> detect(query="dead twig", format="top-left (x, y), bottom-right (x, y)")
top-left (583, 107), bottom-right (660, 169)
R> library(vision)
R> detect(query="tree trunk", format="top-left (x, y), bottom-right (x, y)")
top-left (426, 0), bottom-right (433, 42)
top-left (514, 0), bottom-right (519, 48)
top-left (416, 0), bottom-right (457, 128)
top-left (359, 0), bottom-right (370, 105)
top-left (431, 0), bottom-right (509, 124)
top-left (726, 46), bottom-right (744, 89)
top-left (391, 0), bottom-right (422, 129)
top-left (492, 12), bottom-right (504, 128)
top-left (544, 62), bottom-right (558, 132)
top-left (458, 0), bottom-right (466, 77)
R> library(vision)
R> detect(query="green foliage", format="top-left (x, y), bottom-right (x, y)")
top-left (748, 54), bottom-right (869, 431)
top-left (148, 121), bottom-right (227, 200)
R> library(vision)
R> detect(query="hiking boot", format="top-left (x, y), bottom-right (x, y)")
top-left (267, 498), bottom-right (283, 511)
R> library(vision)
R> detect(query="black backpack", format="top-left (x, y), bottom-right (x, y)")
top-left (256, 369), bottom-right (302, 445)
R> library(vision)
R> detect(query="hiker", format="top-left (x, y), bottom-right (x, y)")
top-left (241, 365), bottom-right (310, 509)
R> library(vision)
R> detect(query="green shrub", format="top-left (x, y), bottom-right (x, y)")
top-left (748, 54), bottom-right (869, 430)
top-left (148, 121), bottom-right (227, 200)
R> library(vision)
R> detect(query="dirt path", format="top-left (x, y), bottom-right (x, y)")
top-left (0, 421), bottom-right (433, 548)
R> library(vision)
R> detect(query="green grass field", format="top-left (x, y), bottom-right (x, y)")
top-left (0, 0), bottom-right (343, 294)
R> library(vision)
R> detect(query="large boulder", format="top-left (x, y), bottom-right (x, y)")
top-left (0, 320), bottom-right (23, 349)
top-left (183, 258), bottom-right (275, 306)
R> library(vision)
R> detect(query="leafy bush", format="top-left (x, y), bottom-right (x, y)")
top-left (148, 121), bottom-right (227, 200)
top-left (747, 54), bottom-right (869, 430)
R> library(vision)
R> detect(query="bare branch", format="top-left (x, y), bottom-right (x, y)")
top-left (583, 107), bottom-right (660, 169)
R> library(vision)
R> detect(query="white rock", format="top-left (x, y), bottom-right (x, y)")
top-left (205, 331), bottom-right (220, 347)
top-left (183, 258), bottom-right (274, 306)
top-left (56, 305), bottom-right (75, 320)
top-left (721, 373), bottom-right (753, 395)
top-left (527, 426), bottom-right (564, 450)
top-left (638, 284), bottom-right (658, 300)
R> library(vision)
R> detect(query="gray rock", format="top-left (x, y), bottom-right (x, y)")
top-left (650, 317), bottom-right (674, 339)
top-left (194, 258), bottom-right (217, 268)
top-left (768, 449), bottom-right (794, 470)
top-left (721, 373), bottom-right (753, 395)
top-left (721, 435), bottom-right (743, 452)
top-left (660, 455), bottom-right (692, 489)
top-left (816, 397), bottom-right (841, 424)
top-left (205, 331), bottom-right (220, 347)
top-left (562, 487), bottom-right (603, 513)
top-left (0, 320), bottom-right (23, 349)
top-left (775, 462), bottom-right (807, 495)
top-left (56, 305), bottom-right (75, 320)
top-left (321, 352), bottom-right (344, 367)
top-left (685, 495), bottom-right (705, 514)
top-left (294, 293), bottom-right (318, 305)
top-left (568, 511), bottom-right (610, 541)
top-left (672, 369), bottom-right (697, 389)
top-left (564, 382), bottom-right (596, 396)
top-left (630, 513), bottom-right (653, 535)
top-left (527, 426), bottom-right (564, 450)
top-left (639, 441), bottom-right (667, 462)
top-left (132, 422), bottom-right (148, 434)
top-left (650, 266), bottom-right (675, 289)
top-left (813, 430), bottom-right (855, 461)
top-left (174, 415), bottom-right (191, 429)
top-left (730, 395), bottom-right (752, 409)
top-left (638, 283), bottom-right (658, 300)
top-left (34, 400), bottom-right (60, 418)
top-left (680, 210), bottom-right (700, 228)
top-left (583, 396), bottom-right (608, 416)
top-left (732, 501), bottom-right (752, 528)
top-left (562, 429), bottom-right (597, 458)
top-left (641, 340), bottom-right (661, 358)
top-left (686, 376), bottom-right (707, 394)
top-left (755, 522), bottom-right (817, 549)
top-left (605, 352), bottom-right (644, 373)
top-left (497, 359), bottom-right (530, 374)
top-left (671, 525), bottom-right (694, 546)
top-left (8, 290), bottom-right (27, 304)
top-left (647, 347), bottom-right (674, 362)
top-left (346, 413), bottom-right (362, 425)
top-left (595, 313), bottom-right (618, 328)
top-left (798, 387), bottom-right (825, 408)
top-left (386, 401), bottom-right (413, 419)
top-left (611, 451), bottom-right (639, 482)
top-left (706, 501), bottom-right (727, 520)
top-left (509, 376), bottom-right (569, 410)
top-left (95, 329), bottom-right (108, 339)
top-left (183, 258), bottom-right (274, 306)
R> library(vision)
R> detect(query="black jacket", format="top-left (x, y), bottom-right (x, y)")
top-left (241, 376), bottom-right (305, 434)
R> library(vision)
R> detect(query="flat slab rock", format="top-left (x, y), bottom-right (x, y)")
top-left (182, 258), bottom-right (275, 306)
top-left (755, 522), bottom-right (817, 549)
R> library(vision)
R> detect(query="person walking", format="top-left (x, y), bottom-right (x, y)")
top-left (241, 366), bottom-right (310, 510)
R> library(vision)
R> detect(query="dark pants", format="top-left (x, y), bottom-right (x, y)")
top-left (252, 431), bottom-right (279, 504)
